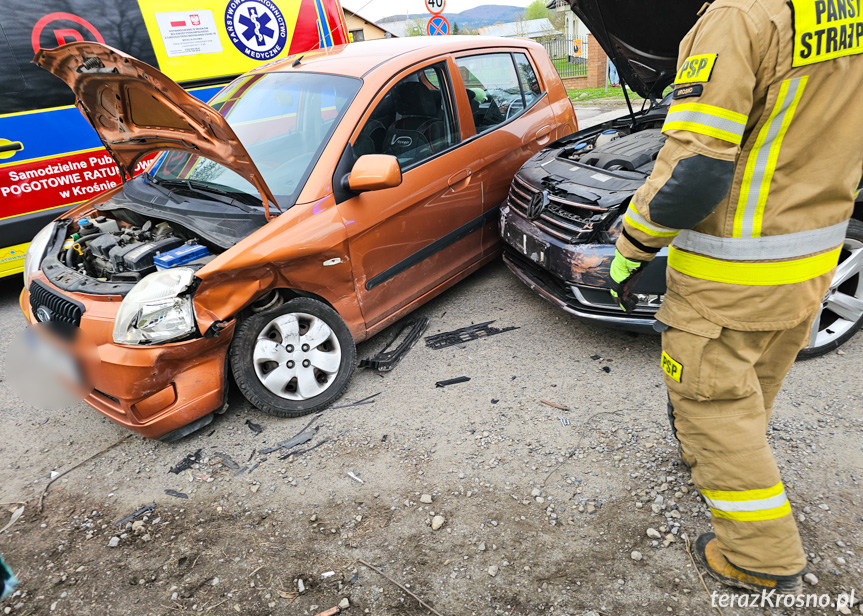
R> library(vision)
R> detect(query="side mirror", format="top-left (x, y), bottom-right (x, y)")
top-left (345, 154), bottom-right (402, 192)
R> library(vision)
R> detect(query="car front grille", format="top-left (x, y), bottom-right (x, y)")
top-left (29, 280), bottom-right (84, 327)
top-left (507, 176), bottom-right (607, 243)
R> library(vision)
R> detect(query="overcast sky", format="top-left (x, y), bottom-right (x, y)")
top-left (341, 0), bottom-right (535, 22)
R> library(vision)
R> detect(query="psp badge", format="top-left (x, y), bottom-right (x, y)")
top-left (225, 0), bottom-right (288, 61)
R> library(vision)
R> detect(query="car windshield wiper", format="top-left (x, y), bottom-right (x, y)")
top-left (142, 173), bottom-right (183, 204)
top-left (151, 177), bottom-right (263, 212)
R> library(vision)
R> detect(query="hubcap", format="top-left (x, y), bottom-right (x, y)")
top-left (253, 312), bottom-right (342, 400)
top-left (806, 236), bottom-right (863, 351)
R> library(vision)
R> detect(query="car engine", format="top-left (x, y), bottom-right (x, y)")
top-left (64, 216), bottom-right (213, 283)
top-left (561, 128), bottom-right (666, 174)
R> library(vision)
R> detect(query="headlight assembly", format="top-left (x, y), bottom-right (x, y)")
top-left (113, 268), bottom-right (197, 345)
top-left (23, 222), bottom-right (57, 286)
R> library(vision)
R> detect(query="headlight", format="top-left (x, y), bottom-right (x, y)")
top-left (23, 222), bottom-right (57, 286)
top-left (113, 268), bottom-right (197, 345)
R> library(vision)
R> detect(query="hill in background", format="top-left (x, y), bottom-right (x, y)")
top-left (378, 4), bottom-right (526, 30)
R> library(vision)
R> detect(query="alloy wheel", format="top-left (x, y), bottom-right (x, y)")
top-left (805, 236), bottom-right (863, 352)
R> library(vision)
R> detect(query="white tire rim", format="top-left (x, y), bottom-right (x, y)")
top-left (253, 312), bottom-right (342, 400)
top-left (806, 236), bottom-right (863, 351)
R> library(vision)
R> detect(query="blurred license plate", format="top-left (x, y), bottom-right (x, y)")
top-left (25, 327), bottom-right (83, 387)
top-left (505, 223), bottom-right (548, 266)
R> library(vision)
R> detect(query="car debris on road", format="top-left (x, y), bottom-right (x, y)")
top-left (168, 449), bottom-right (202, 474)
top-left (425, 321), bottom-right (519, 350)
top-left (114, 503), bottom-right (155, 527)
top-left (359, 317), bottom-right (428, 371)
top-left (435, 376), bottom-right (471, 388)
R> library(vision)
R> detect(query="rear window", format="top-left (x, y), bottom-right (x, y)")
top-left (514, 53), bottom-right (543, 106)
top-left (455, 53), bottom-right (523, 134)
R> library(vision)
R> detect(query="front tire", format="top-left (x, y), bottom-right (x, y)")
top-left (798, 218), bottom-right (863, 359)
top-left (230, 297), bottom-right (357, 417)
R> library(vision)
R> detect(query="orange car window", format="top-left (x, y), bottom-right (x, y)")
top-left (354, 62), bottom-right (459, 170)
top-left (455, 53), bottom-right (523, 134)
top-left (514, 53), bottom-right (543, 107)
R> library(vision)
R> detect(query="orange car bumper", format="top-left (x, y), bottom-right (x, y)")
top-left (21, 279), bottom-right (233, 440)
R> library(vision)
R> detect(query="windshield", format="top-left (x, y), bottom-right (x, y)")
top-left (150, 72), bottom-right (361, 208)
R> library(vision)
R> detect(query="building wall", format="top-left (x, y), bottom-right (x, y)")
top-left (553, 3), bottom-right (586, 40)
top-left (561, 34), bottom-right (608, 89)
top-left (344, 12), bottom-right (390, 41)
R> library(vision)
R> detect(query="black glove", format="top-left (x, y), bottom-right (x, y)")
top-left (609, 249), bottom-right (646, 312)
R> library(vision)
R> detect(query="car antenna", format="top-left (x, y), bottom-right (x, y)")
top-left (292, 55), bottom-right (304, 68)
top-left (587, 0), bottom-right (637, 129)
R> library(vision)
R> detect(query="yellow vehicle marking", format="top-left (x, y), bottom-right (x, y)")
top-left (0, 243), bottom-right (28, 278)
top-left (0, 147), bottom-right (105, 170)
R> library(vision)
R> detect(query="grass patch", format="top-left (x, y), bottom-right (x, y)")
top-left (566, 87), bottom-right (644, 103)
top-left (551, 56), bottom-right (587, 79)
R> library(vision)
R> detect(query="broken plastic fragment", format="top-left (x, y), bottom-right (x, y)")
top-left (425, 321), bottom-right (518, 350)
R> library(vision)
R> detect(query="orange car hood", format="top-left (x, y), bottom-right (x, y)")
top-left (34, 42), bottom-right (279, 216)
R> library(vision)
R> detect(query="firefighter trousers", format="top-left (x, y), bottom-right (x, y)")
top-left (661, 312), bottom-right (816, 577)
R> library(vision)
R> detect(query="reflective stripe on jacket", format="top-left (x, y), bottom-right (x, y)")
top-left (616, 0), bottom-right (863, 330)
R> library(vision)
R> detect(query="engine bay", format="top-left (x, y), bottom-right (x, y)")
top-left (62, 214), bottom-right (216, 283)
top-left (559, 128), bottom-right (666, 175)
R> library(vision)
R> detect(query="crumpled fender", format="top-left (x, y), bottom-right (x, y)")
top-left (192, 195), bottom-right (365, 340)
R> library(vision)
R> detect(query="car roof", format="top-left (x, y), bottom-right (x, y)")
top-left (250, 36), bottom-right (540, 79)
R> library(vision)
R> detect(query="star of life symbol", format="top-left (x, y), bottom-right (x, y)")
top-left (226, 0), bottom-right (287, 60)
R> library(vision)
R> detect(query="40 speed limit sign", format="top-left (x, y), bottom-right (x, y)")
top-left (425, 0), bottom-right (445, 15)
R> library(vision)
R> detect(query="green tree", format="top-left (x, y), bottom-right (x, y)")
top-left (406, 16), bottom-right (427, 36)
top-left (524, 0), bottom-right (551, 20)
top-left (452, 21), bottom-right (460, 34)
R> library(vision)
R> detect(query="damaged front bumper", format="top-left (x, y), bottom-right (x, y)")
top-left (500, 204), bottom-right (667, 333)
top-left (20, 277), bottom-right (232, 439)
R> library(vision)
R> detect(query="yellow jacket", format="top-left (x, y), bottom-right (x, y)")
top-left (616, 0), bottom-right (863, 330)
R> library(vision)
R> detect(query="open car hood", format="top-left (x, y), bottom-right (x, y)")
top-left (567, 0), bottom-right (706, 98)
top-left (34, 42), bottom-right (278, 216)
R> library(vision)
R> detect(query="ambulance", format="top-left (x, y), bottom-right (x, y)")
top-left (0, 0), bottom-right (349, 278)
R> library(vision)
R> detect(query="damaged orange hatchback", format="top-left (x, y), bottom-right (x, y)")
top-left (19, 38), bottom-right (576, 440)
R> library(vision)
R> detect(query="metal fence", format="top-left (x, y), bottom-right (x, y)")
top-left (540, 35), bottom-right (589, 79)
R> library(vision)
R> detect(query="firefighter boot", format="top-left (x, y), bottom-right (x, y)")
top-left (694, 532), bottom-right (804, 594)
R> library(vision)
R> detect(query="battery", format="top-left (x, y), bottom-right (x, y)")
top-left (154, 243), bottom-right (210, 269)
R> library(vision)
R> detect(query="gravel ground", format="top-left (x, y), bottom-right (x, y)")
top-left (1, 106), bottom-right (861, 616)
top-left (1, 260), bottom-right (862, 616)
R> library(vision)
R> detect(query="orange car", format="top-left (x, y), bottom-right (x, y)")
top-left (19, 38), bottom-right (576, 440)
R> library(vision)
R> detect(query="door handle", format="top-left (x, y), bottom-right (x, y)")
top-left (448, 169), bottom-right (472, 191)
top-left (535, 125), bottom-right (552, 144)
top-left (0, 139), bottom-right (23, 160)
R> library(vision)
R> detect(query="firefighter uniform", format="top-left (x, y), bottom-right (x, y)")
top-left (612, 0), bottom-right (863, 587)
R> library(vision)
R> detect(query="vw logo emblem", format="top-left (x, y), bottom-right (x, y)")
top-left (35, 305), bottom-right (53, 323)
top-left (527, 190), bottom-right (549, 221)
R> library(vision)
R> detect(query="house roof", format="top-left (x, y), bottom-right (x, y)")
top-left (342, 7), bottom-right (400, 37)
top-left (477, 18), bottom-right (559, 39)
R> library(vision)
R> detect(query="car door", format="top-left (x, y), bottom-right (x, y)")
top-left (450, 49), bottom-right (559, 255)
top-left (336, 58), bottom-right (483, 328)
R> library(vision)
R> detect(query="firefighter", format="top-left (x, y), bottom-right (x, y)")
top-left (610, 0), bottom-right (863, 593)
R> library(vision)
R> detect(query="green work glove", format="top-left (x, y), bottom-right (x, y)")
top-left (609, 249), bottom-right (646, 312)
